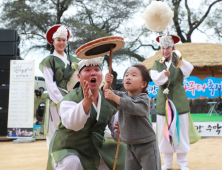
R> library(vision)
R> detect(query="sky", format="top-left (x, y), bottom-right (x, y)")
top-left (0, 0), bottom-right (220, 79)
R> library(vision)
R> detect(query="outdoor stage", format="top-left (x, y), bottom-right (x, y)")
top-left (0, 136), bottom-right (221, 170)
top-left (1, 113), bottom-right (222, 170)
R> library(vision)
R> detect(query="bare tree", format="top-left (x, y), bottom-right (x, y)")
top-left (170, 0), bottom-right (222, 42)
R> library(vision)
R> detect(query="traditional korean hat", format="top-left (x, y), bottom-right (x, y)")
top-left (142, 0), bottom-right (182, 67)
top-left (46, 24), bottom-right (70, 44)
top-left (46, 24), bottom-right (71, 55)
top-left (75, 36), bottom-right (124, 59)
top-left (75, 36), bottom-right (125, 74)
top-left (142, 1), bottom-right (181, 47)
top-left (156, 33), bottom-right (180, 48)
top-left (71, 57), bottom-right (103, 73)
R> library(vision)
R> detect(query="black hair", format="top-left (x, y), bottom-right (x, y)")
top-left (123, 64), bottom-right (151, 94)
top-left (50, 39), bottom-right (54, 54)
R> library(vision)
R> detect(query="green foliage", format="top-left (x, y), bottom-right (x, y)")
top-left (1, 0), bottom-right (221, 63)
top-left (1, 0), bottom-right (148, 62)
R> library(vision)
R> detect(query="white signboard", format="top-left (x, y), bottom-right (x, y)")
top-left (194, 122), bottom-right (222, 136)
top-left (7, 60), bottom-right (35, 138)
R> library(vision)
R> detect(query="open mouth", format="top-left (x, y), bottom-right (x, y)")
top-left (90, 78), bottom-right (97, 83)
top-left (126, 81), bottom-right (131, 84)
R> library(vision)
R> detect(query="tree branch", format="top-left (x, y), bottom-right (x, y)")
top-left (50, 0), bottom-right (57, 5)
top-left (128, 30), bottom-right (146, 49)
top-left (185, 0), bottom-right (192, 28)
top-left (172, 0), bottom-right (187, 42)
top-left (19, 32), bottom-right (45, 39)
top-left (76, 0), bottom-right (98, 29)
top-left (197, 27), bottom-right (218, 41)
top-left (133, 44), bottom-right (160, 52)
top-left (189, 0), bottom-right (222, 34)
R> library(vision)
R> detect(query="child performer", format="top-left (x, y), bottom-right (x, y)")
top-left (102, 64), bottom-right (161, 170)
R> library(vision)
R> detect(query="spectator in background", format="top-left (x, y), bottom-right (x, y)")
top-left (39, 25), bottom-right (79, 149)
top-left (35, 88), bottom-right (42, 98)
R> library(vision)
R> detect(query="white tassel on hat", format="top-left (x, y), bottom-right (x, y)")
top-left (52, 25), bottom-right (68, 40)
top-left (142, 1), bottom-right (174, 32)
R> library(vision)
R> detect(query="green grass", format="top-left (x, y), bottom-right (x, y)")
top-left (190, 113), bottom-right (222, 122)
top-left (150, 113), bottom-right (222, 122)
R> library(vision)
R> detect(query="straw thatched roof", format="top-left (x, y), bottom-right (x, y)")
top-left (142, 43), bottom-right (222, 70)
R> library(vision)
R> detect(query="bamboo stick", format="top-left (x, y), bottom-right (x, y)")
top-left (113, 133), bottom-right (121, 170)
top-left (109, 45), bottom-right (113, 74)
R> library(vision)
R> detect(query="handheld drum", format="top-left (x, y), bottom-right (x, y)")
top-left (76, 36), bottom-right (125, 73)
top-left (171, 50), bottom-right (182, 68)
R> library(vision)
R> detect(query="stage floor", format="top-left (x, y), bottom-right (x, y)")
top-left (1, 138), bottom-right (222, 170)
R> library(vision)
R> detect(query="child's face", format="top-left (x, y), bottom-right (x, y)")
top-left (123, 67), bottom-right (146, 96)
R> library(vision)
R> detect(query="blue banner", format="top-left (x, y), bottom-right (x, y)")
top-left (147, 76), bottom-right (222, 99)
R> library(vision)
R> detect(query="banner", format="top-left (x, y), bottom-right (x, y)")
top-left (7, 60), bottom-right (35, 138)
top-left (147, 76), bottom-right (222, 99)
top-left (152, 122), bottom-right (222, 137)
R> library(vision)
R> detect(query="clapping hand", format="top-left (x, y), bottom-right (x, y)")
top-left (82, 80), bottom-right (93, 114)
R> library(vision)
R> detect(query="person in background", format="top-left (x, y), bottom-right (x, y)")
top-left (39, 25), bottom-right (79, 148)
top-left (150, 34), bottom-right (194, 170)
top-left (35, 88), bottom-right (42, 98)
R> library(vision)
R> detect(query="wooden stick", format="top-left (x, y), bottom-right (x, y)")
top-left (108, 44), bottom-right (120, 170)
top-left (113, 133), bottom-right (121, 170)
top-left (109, 45), bottom-right (113, 74)
top-left (162, 63), bottom-right (170, 100)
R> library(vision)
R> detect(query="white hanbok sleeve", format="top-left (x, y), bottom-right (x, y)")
top-left (42, 66), bottom-right (63, 104)
top-left (59, 100), bottom-right (90, 131)
top-left (180, 59), bottom-right (194, 77)
top-left (108, 112), bottom-right (119, 141)
top-left (150, 70), bottom-right (168, 86)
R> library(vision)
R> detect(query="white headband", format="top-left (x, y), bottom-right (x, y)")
top-left (71, 57), bottom-right (103, 73)
top-left (52, 26), bottom-right (68, 40)
top-left (159, 35), bottom-right (174, 48)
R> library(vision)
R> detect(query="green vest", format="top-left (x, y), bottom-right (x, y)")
top-left (47, 86), bottom-right (126, 170)
top-left (39, 54), bottom-right (79, 136)
top-left (151, 60), bottom-right (190, 115)
top-left (39, 54), bottom-right (79, 96)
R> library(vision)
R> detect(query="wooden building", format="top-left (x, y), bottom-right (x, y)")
top-left (142, 43), bottom-right (222, 80)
